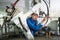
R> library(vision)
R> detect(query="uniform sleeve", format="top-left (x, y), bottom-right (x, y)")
top-left (26, 19), bottom-right (42, 31)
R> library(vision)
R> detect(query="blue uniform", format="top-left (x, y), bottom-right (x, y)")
top-left (26, 17), bottom-right (42, 36)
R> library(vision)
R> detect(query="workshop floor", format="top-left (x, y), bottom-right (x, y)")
top-left (2, 36), bottom-right (60, 40)
top-left (34, 36), bottom-right (60, 40)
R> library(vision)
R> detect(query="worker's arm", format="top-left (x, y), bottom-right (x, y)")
top-left (41, 15), bottom-right (48, 27)
top-left (26, 19), bottom-right (42, 31)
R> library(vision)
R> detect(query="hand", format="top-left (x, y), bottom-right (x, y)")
top-left (41, 15), bottom-right (48, 22)
top-left (41, 15), bottom-right (48, 26)
top-left (44, 15), bottom-right (48, 20)
top-left (45, 15), bottom-right (48, 19)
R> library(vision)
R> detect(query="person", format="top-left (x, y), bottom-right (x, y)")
top-left (26, 13), bottom-right (48, 36)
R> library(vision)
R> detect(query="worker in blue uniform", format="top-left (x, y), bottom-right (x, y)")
top-left (26, 13), bottom-right (48, 36)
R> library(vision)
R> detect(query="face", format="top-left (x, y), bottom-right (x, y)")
top-left (32, 15), bottom-right (38, 20)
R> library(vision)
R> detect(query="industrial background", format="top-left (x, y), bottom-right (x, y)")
top-left (0, 0), bottom-right (60, 40)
